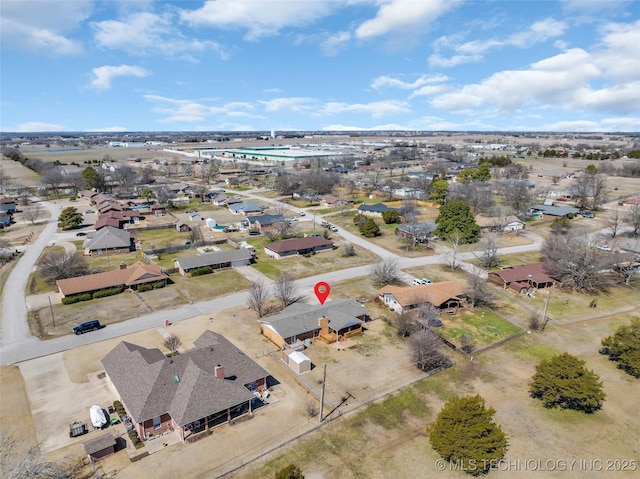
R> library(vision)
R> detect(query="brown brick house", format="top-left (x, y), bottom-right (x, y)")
top-left (101, 331), bottom-right (270, 442)
top-left (488, 263), bottom-right (560, 294)
top-left (378, 281), bottom-right (467, 314)
top-left (264, 236), bottom-right (333, 259)
top-left (56, 261), bottom-right (168, 297)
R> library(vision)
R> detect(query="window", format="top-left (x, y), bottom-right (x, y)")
top-left (153, 416), bottom-right (161, 429)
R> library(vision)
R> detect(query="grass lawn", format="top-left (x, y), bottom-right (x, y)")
top-left (496, 251), bottom-right (544, 267)
top-left (437, 307), bottom-right (522, 348)
top-left (85, 251), bottom-right (143, 271)
top-left (134, 229), bottom-right (193, 249)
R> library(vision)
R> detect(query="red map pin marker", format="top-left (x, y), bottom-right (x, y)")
top-left (314, 282), bottom-right (331, 305)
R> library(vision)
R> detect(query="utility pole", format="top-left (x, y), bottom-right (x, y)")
top-left (319, 364), bottom-right (326, 422)
top-left (541, 292), bottom-right (551, 330)
top-left (48, 296), bottom-right (55, 327)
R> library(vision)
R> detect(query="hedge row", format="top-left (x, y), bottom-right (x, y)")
top-left (92, 286), bottom-right (124, 299)
top-left (62, 293), bottom-right (92, 305)
top-left (128, 429), bottom-right (144, 448)
top-left (190, 266), bottom-right (213, 277)
top-left (137, 281), bottom-right (167, 292)
top-left (113, 400), bottom-right (126, 418)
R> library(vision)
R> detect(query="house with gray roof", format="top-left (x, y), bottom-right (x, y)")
top-left (83, 226), bottom-right (132, 255)
top-left (357, 202), bottom-right (398, 217)
top-left (174, 249), bottom-right (253, 275)
top-left (242, 214), bottom-right (285, 232)
top-left (264, 236), bottom-right (333, 259)
top-left (397, 222), bottom-right (436, 244)
top-left (228, 202), bottom-right (264, 215)
top-left (101, 330), bottom-right (270, 443)
top-left (529, 204), bottom-right (581, 217)
top-left (259, 299), bottom-right (369, 348)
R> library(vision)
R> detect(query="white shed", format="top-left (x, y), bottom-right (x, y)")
top-left (205, 218), bottom-right (217, 230)
top-left (284, 350), bottom-right (311, 375)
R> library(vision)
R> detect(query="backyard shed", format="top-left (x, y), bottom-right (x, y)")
top-left (83, 433), bottom-right (116, 460)
top-left (284, 350), bottom-right (311, 374)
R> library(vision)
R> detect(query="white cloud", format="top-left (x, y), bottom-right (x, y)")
top-left (601, 117), bottom-right (640, 131)
top-left (92, 12), bottom-right (225, 58)
top-left (320, 31), bottom-right (351, 56)
top-left (90, 65), bottom-right (149, 90)
top-left (355, 0), bottom-right (459, 39)
top-left (540, 120), bottom-right (602, 132)
top-left (258, 97), bottom-right (316, 113)
top-left (409, 84), bottom-right (450, 98)
top-left (371, 74), bottom-right (448, 91)
top-left (593, 20), bottom-right (640, 82)
top-left (144, 95), bottom-right (258, 123)
top-left (9, 122), bottom-right (66, 132)
top-left (0, 0), bottom-right (90, 55)
top-left (430, 18), bottom-right (568, 68)
top-left (320, 100), bottom-right (410, 118)
top-left (87, 126), bottom-right (129, 132)
top-left (179, 0), bottom-right (334, 41)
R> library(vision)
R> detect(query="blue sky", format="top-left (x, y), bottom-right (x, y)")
top-left (1, 0), bottom-right (639, 133)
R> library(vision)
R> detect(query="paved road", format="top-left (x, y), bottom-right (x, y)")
top-left (0, 190), bottom-right (544, 366)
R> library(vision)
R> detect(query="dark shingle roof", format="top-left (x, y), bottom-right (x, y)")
top-left (357, 203), bottom-right (397, 213)
top-left (265, 236), bottom-right (333, 254)
top-left (175, 249), bottom-right (252, 270)
top-left (101, 331), bottom-right (269, 426)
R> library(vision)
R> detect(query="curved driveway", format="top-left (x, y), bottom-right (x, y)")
top-left (0, 191), bottom-right (544, 366)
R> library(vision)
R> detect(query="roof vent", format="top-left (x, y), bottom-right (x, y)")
top-left (173, 374), bottom-right (180, 383)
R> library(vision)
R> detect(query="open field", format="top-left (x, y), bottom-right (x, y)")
top-left (437, 307), bottom-right (522, 348)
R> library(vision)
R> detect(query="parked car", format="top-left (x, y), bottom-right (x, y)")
top-left (330, 225), bottom-right (338, 232)
top-left (73, 320), bottom-right (101, 335)
top-left (419, 278), bottom-right (432, 284)
top-left (596, 245), bottom-right (612, 251)
top-left (84, 210), bottom-right (94, 214)
top-left (581, 212), bottom-right (595, 218)
top-left (76, 231), bottom-right (87, 236)
top-left (287, 216), bottom-right (299, 222)
top-left (412, 279), bottom-right (422, 285)
top-left (299, 211), bottom-right (306, 216)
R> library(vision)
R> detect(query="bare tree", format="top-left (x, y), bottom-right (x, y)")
top-left (476, 234), bottom-right (501, 269)
top-left (605, 209), bottom-right (624, 238)
top-left (38, 251), bottom-right (89, 282)
top-left (460, 332), bottom-right (476, 353)
top-left (393, 311), bottom-right (416, 337)
top-left (528, 310), bottom-right (543, 331)
top-left (189, 225), bottom-right (204, 244)
top-left (39, 167), bottom-right (65, 198)
top-left (342, 244), bottom-right (356, 257)
top-left (569, 172), bottom-right (608, 210)
top-left (625, 205), bottom-right (640, 238)
top-left (410, 330), bottom-right (454, 372)
top-left (371, 257), bottom-right (401, 285)
top-left (500, 181), bottom-right (534, 219)
top-left (466, 270), bottom-right (495, 308)
top-left (612, 252), bottom-right (639, 286)
top-left (22, 206), bottom-right (42, 224)
top-left (163, 334), bottom-right (182, 356)
top-left (181, 162), bottom-right (194, 178)
top-left (112, 164), bottom-right (136, 193)
top-left (248, 279), bottom-right (270, 317)
top-left (543, 232), bottom-right (613, 293)
top-left (273, 273), bottom-right (301, 309)
top-left (400, 200), bottom-right (419, 224)
top-left (1, 434), bottom-right (81, 479)
top-left (446, 230), bottom-right (463, 271)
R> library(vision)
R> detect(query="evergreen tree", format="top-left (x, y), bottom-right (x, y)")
top-left (429, 395), bottom-right (508, 476)
top-left (473, 163), bottom-right (492, 181)
top-left (82, 166), bottom-right (105, 191)
top-left (529, 353), bottom-right (605, 413)
top-left (275, 464), bottom-right (304, 479)
top-left (434, 199), bottom-right (479, 243)
top-left (600, 317), bottom-right (640, 378)
top-left (360, 217), bottom-right (380, 238)
top-left (57, 207), bottom-right (84, 230)
top-left (429, 178), bottom-right (449, 205)
top-left (382, 209), bottom-right (401, 224)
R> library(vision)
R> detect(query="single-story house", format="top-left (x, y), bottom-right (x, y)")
top-left (378, 281), bottom-right (467, 314)
top-left (397, 222), bottom-right (436, 244)
top-left (57, 261), bottom-right (169, 297)
top-left (488, 263), bottom-right (561, 293)
top-left (243, 214), bottom-right (285, 232)
top-left (259, 299), bottom-right (369, 348)
top-left (0, 198), bottom-right (17, 214)
top-left (357, 202), bottom-right (398, 217)
top-left (101, 330), bottom-right (270, 442)
top-left (151, 204), bottom-right (166, 216)
top-left (264, 236), bottom-right (333, 260)
top-left (529, 204), bottom-right (581, 217)
top-left (227, 202), bottom-right (263, 215)
top-left (0, 212), bottom-right (11, 226)
top-left (83, 433), bottom-right (116, 461)
top-left (475, 215), bottom-right (525, 233)
top-left (321, 195), bottom-right (353, 208)
top-left (95, 210), bottom-right (138, 230)
top-left (83, 226), bottom-right (133, 255)
top-left (174, 249), bottom-right (253, 275)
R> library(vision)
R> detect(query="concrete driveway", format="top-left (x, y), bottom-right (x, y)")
top-left (18, 353), bottom-right (116, 455)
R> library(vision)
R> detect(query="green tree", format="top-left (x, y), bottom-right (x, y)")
top-left (585, 164), bottom-right (598, 174)
top-left (57, 207), bottom-right (84, 230)
top-left (429, 395), bottom-right (508, 476)
top-left (529, 353), bottom-right (605, 413)
top-left (275, 464), bottom-right (304, 479)
top-left (600, 317), bottom-right (640, 378)
top-left (140, 187), bottom-right (155, 205)
top-left (382, 209), bottom-right (401, 224)
top-left (456, 169), bottom-right (475, 184)
top-left (434, 199), bottom-right (479, 243)
top-left (429, 178), bottom-right (449, 205)
top-left (473, 162), bottom-right (491, 181)
top-left (82, 166), bottom-right (104, 191)
top-left (360, 217), bottom-right (380, 238)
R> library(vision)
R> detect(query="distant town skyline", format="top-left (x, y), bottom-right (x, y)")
top-left (1, 0), bottom-right (639, 133)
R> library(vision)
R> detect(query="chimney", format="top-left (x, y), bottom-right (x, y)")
top-left (318, 316), bottom-right (329, 334)
top-left (119, 262), bottom-right (127, 270)
top-left (214, 364), bottom-right (224, 379)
